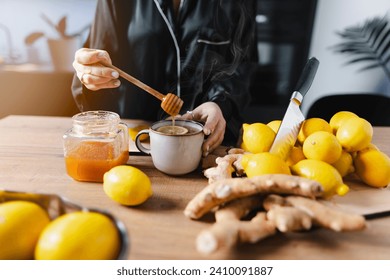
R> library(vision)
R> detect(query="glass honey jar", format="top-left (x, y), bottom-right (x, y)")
top-left (63, 111), bottom-right (129, 182)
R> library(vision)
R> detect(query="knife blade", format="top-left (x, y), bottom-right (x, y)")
top-left (269, 57), bottom-right (320, 159)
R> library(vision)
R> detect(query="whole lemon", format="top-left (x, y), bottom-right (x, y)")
top-left (329, 111), bottom-right (358, 134)
top-left (359, 142), bottom-right (379, 152)
top-left (103, 165), bottom-right (153, 206)
top-left (336, 117), bottom-right (373, 152)
top-left (291, 159), bottom-right (349, 197)
top-left (267, 120), bottom-right (282, 133)
top-left (354, 149), bottom-right (390, 188)
top-left (128, 125), bottom-right (149, 141)
top-left (35, 211), bottom-right (121, 260)
top-left (286, 146), bottom-right (306, 166)
top-left (332, 150), bottom-right (355, 177)
top-left (0, 201), bottom-right (50, 259)
top-left (241, 152), bottom-right (291, 178)
top-left (241, 123), bottom-right (276, 154)
top-left (302, 131), bottom-right (342, 164)
top-left (297, 118), bottom-right (332, 144)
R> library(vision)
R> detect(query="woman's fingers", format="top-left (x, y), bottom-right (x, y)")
top-left (75, 48), bottom-right (112, 65)
top-left (79, 73), bottom-right (121, 90)
top-left (190, 102), bottom-right (226, 156)
top-left (75, 66), bottom-right (120, 90)
top-left (73, 48), bottom-right (120, 90)
top-left (202, 118), bottom-right (225, 156)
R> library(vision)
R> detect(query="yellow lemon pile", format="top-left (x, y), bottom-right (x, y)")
top-left (0, 201), bottom-right (122, 260)
top-left (240, 111), bottom-right (390, 197)
top-left (241, 152), bottom-right (291, 178)
top-left (291, 159), bottom-right (349, 197)
top-left (354, 148), bottom-right (390, 188)
top-left (302, 131), bottom-right (342, 164)
top-left (297, 117), bottom-right (332, 145)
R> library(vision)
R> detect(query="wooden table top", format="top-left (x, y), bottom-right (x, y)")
top-left (1, 115), bottom-right (390, 260)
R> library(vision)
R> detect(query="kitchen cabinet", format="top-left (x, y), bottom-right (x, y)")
top-left (0, 64), bottom-right (79, 118)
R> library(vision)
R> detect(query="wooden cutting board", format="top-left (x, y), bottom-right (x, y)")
top-left (321, 175), bottom-right (390, 218)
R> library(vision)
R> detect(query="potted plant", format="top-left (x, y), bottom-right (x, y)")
top-left (25, 14), bottom-right (90, 71)
top-left (331, 14), bottom-right (390, 79)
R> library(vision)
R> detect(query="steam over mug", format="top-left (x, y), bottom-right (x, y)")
top-left (135, 120), bottom-right (204, 175)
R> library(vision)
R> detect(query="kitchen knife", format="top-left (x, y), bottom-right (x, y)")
top-left (269, 57), bottom-right (320, 159)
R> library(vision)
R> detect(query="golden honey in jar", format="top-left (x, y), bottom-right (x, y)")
top-left (63, 111), bottom-right (129, 182)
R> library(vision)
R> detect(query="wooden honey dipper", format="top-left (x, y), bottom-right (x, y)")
top-left (101, 62), bottom-right (184, 116)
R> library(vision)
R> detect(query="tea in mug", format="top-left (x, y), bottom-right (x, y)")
top-left (156, 125), bottom-right (199, 135)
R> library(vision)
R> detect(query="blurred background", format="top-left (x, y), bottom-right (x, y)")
top-left (0, 0), bottom-right (389, 122)
top-left (0, 0), bottom-right (95, 118)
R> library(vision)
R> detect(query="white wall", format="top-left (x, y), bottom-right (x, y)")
top-left (302, 0), bottom-right (390, 114)
top-left (0, 0), bottom-right (97, 118)
top-left (0, 0), bottom-right (97, 64)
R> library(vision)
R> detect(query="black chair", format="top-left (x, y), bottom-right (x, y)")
top-left (306, 93), bottom-right (390, 126)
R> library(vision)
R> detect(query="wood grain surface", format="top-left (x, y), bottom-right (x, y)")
top-left (0, 115), bottom-right (390, 260)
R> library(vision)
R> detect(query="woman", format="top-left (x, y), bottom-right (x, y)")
top-left (72, 0), bottom-right (256, 156)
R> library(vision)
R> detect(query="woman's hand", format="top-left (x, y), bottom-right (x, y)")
top-left (73, 48), bottom-right (121, 91)
top-left (182, 102), bottom-right (226, 157)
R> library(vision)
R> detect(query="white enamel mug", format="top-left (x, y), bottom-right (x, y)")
top-left (135, 120), bottom-right (204, 175)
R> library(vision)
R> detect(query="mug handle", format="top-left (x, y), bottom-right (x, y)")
top-left (135, 129), bottom-right (151, 155)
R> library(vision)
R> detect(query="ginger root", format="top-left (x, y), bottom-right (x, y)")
top-left (201, 146), bottom-right (232, 169)
top-left (285, 196), bottom-right (366, 231)
top-left (263, 194), bottom-right (312, 232)
top-left (184, 174), bottom-right (323, 220)
top-left (266, 205), bottom-right (312, 232)
top-left (196, 196), bottom-right (276, 254)
top-left (203, 148), bottom-right (246, 183)
top-left (203, 154), bottom-right (244, 183)
top-left (264, 194), bottom-right (366, 232)
top-left (187, 171), bottom-right (367, 255)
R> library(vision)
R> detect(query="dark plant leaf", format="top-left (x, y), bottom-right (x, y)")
top-left (378, 30), bottom-right (390, 57)
top-left (344, 56), bottom-right (379, 65)
top-left (358, 63), bottom-right (382, 72)
top-left (384, 53), bottom-right (390, 64)
top-left (332, 15), bottom-right (390, 79)
top-left (332, 44), bottom-right (373, 53)
top-left (369, 20), bottom-right (387, 50)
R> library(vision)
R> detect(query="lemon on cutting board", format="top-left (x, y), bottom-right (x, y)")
top-left (354, 149), bottom-right (390, 188)
top-left (291, 159), bottom-right (349, 198)
top-left (329, 111), bottom-right (359, 134)
top-left (35, 211), bottom-right (121, 260)
top-left (336, 117), bottom-right (373, 152)
top-left (297, 118), bottom-right (332, 145)
top-left (266, 120), bottom-right (282, 133)
top-left (241, 152), bottom-right (291, 178)
top-left (331, 150), bottom-right (355, 177)
top-left (0, 201), bottom-right (50, 259)
top-left (286, 146), bottom-right (306, 166)
top-left (103, 165), bottom-right (153, 206)
top-left (302, 131), bottom-right (342, 164)
top-left (240, 123), bottom-right (276, 154)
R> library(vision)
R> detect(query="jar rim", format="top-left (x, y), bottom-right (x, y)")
top-left (72, 111), bottom-right (120, 123)
top-left (71, 111), bottom-right (121, 135)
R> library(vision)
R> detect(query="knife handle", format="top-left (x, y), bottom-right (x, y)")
top-left (294, 57), bottom-right (319, 97)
